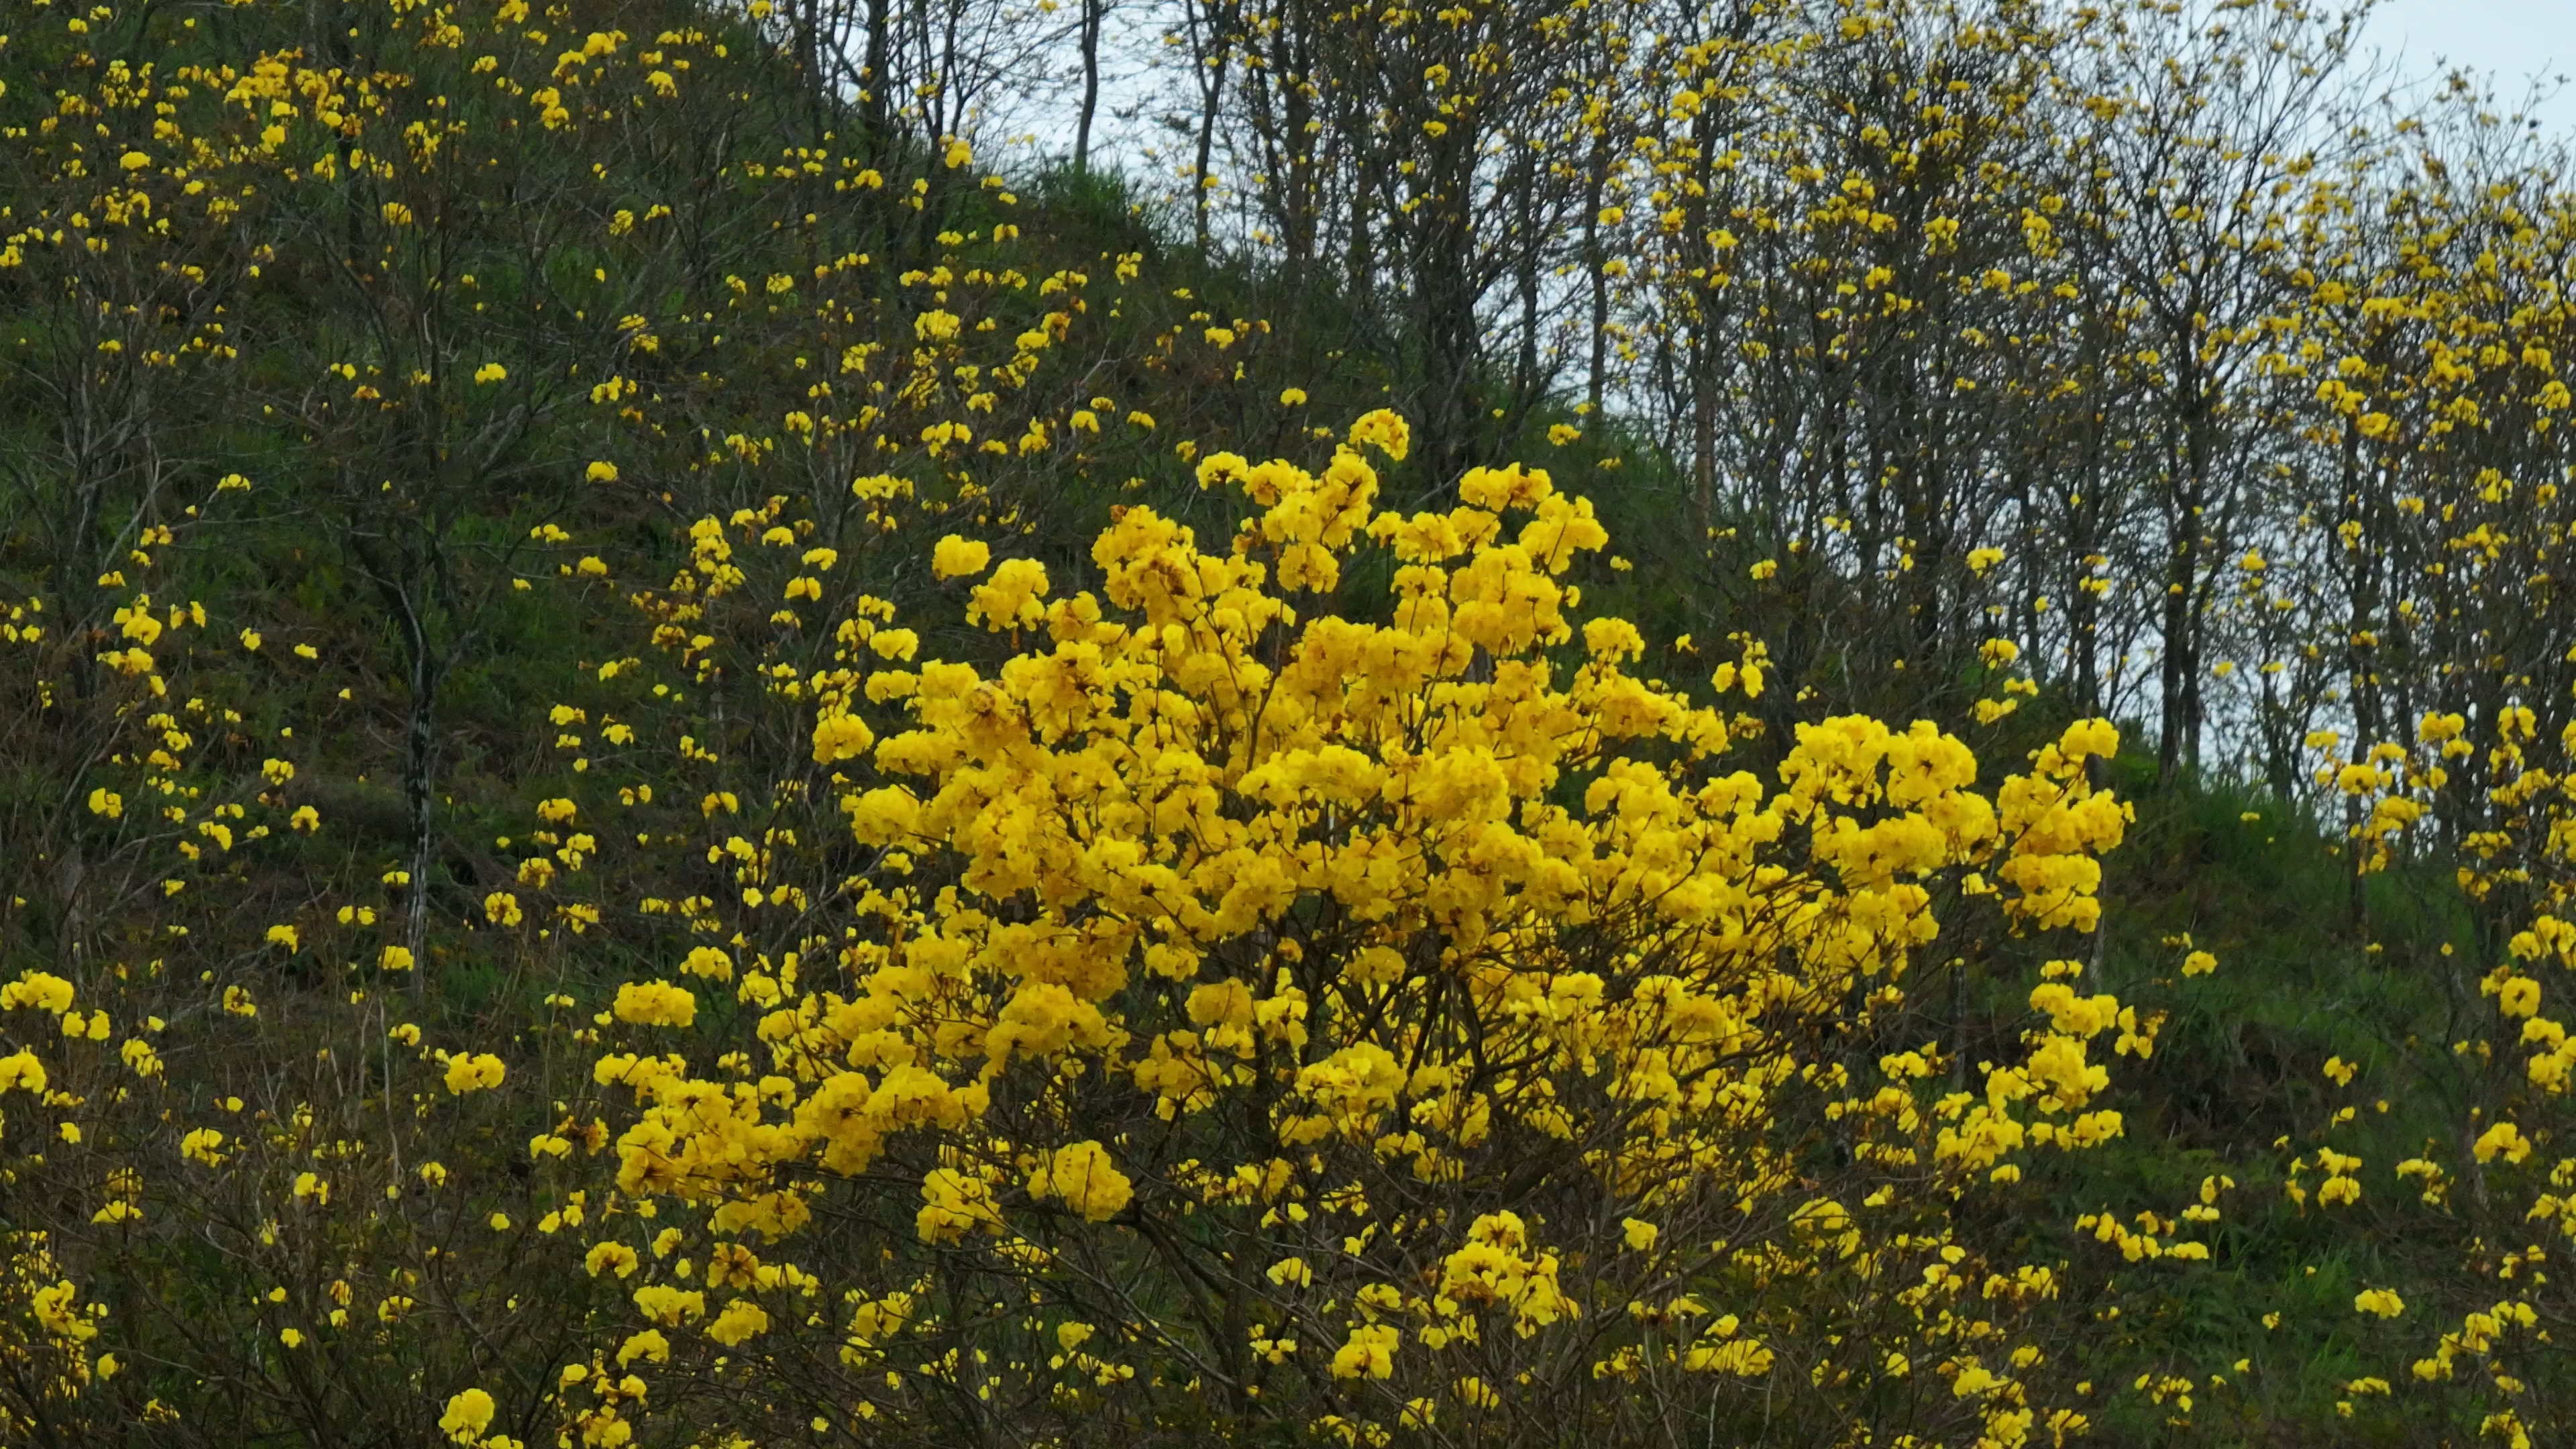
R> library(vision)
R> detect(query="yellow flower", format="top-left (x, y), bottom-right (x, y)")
top-left (2353, 1288), bottom-right (2405, 1319)
top-left (633, 1284), bottom-right (707, 1325)
top-left (443, 1053), bottom-right (506, 1094)
top-left (612, 980), bottom-right (697, 1028)
top-left (812, 710), bottom-right (875, 765)
top-left (28, 1281), bottom-right (91, 1342)
top-left (1028, 1140), bottom-right (1134, 1222)
top-left (916, 1168), bottom-right (1005, 1242)
top-left (931, 535), bottom-right (991, 580)
top-left (1330, 1324), bottom-right (1399, 1379)
top-left (586, 460), bottom-right (619, 482)
top-left (967, 557), bottom-right (1051, 632)
top-left (439, 1388), bottom-right (495, 1443)
top-left (0, 1046), bottom-right (44, 1093)
top-left (2498, 976), bottom-right (2542, 1020)
top-left (2473, 1120), bottom-right (2530, 1165)
top-left (1348, 407), bottom-right (1411, 460)
top-left (1686, 1338), bottom-right (1776, 1377)
top-left (707, 1298), bottom-right (771, 1346)
top-left (473, 363), bottom-right (508, 385)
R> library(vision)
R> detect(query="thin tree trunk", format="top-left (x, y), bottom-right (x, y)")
top-left (1075, 0), bottom-right (1105, 171)
top-left (373, 578), bottom-right (450, 979)
top-left (1192, 17), bottom-right (1228, 255)
top-left (1348, 150), bottom-right (1375, 301)
top-left (861, 0), bottom-right (893, 160)
top-left (404, 645), bottom-right (438, 973)
top-left (1278, 27), bottom-right (1315, 289)
top-left (1584, 136), bottom-right (1608, 423)
top-left (1512, 146), bottom-right (1540, 409)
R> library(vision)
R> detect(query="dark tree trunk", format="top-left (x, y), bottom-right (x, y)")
top-left (1191, 2), bottom-right (1228, 254)
top-left (1075, 0), bottom-right (1106, 170)
top-left (861, 0), bottom-right (894, 160)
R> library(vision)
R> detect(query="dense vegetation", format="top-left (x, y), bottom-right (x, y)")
top-left (3, 0), bottom-right (2576, 1444)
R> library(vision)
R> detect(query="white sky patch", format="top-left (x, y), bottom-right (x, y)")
top-left (2364, 0), bottom-right (2576, 132)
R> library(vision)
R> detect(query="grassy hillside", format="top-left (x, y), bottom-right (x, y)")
top-left (1, 1), bottom-right (2572, 1447)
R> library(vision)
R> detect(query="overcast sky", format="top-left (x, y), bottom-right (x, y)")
top-left (2366, 0), bottom-right (2576, 131)
top-left (1036, 0), bottom-right (2576, 186)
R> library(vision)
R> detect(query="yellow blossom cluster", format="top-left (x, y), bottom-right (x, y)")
top-left (492, 420), bottom-right (2143, 1447)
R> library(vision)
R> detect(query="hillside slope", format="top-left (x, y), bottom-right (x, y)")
top-left (1, 1), bottom-right (2572, 1446)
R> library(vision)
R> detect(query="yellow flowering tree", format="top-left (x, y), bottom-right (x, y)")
top-left (522, 419), bottom-right (2139, 1445)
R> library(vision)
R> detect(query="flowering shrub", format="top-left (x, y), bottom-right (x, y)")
top-left (471, 427), bottom-right (2139, 1446)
